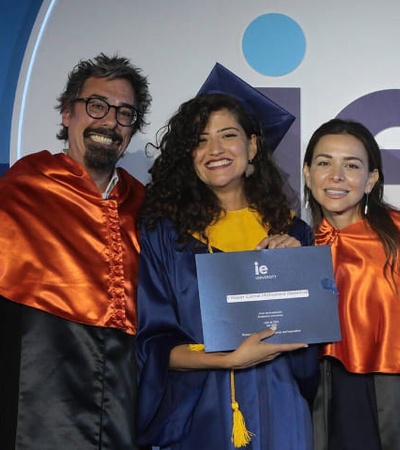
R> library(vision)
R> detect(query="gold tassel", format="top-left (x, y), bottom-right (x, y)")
top-left (230, 370), bottom-right (254, 448)
top-left (187, 344), bottom-right (254, 447)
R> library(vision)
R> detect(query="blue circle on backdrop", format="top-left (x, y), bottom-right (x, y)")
top-left (242, 13), bottom-right (306, 77)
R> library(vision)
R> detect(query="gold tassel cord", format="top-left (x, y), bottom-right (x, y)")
top-left (230, 370), bottom-right (254, 448)
top-left (187, 344), bottom-right (254, 447)
top-left (187, 343), bottom-right (205, 352)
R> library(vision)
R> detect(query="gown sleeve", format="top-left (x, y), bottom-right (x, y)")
top-left (287, 216), bottom-right (320, 405)
top-left (135, 221), bottom-right (208, 446)
top-left (289, 215), bottom-right (314, 246)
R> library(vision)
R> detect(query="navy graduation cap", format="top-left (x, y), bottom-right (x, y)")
top-left (197, 63), bottom-right (295, 153)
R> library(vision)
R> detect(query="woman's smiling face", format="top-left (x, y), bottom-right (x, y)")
top-left (192, 109), bottom-right (257, 201)
top-left (303, 133), bottom-right (379, 229)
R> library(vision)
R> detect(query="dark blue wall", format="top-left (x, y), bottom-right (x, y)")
top-left (0, 0), bottom-right (43, 175)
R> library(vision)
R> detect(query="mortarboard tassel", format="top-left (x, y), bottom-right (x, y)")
top-left (230, 370), bottom-right (254, 448)
top-left (187, 343), bottom-right (254, 448)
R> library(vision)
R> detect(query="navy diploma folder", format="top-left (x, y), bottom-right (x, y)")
top-left (195, 245), bottom-right (341, 352)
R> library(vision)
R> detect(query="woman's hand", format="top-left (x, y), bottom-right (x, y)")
top-left (169, 327), bottom-right (308, 371)
top-left (224, 328), bottom-right (308, 370)
top-left (256, 233), bottom-right (301, 250)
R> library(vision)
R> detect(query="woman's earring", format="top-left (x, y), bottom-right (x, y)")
top-left (364, 193), bottom-right (369, 215)
top-left (245, 159), bottom-right (254, 177)
top-left (304, 192), bottom-right (310, 209)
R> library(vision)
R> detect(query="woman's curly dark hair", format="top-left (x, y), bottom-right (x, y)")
top-left (141, 93), bottom-right (293, 243)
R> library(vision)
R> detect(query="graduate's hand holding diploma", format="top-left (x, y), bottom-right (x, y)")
top-left (170, 326), bottom-right (308, 371)
top-left (225, 326), bottom-right (308, 370)
top-left (256, 233), bottom-right (301, 250)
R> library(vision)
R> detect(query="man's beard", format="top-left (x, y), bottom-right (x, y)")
top-left (82, 127), bottom-right (125, 172)
top-left (84, 144), bottom-right (121, 172)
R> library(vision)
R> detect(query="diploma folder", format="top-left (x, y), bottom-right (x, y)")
top-left (195, 245), bottom-right (341, 352)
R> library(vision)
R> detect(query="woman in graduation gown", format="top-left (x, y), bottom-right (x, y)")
top-left (303, 118), bottom-right (400, 450)
top-left (136, 92), bottom-right (319, 450)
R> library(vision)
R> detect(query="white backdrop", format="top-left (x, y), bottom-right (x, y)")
top-left (11, 0), bottom-right (400, 208)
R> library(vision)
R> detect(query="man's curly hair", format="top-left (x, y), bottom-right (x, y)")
top-left (141, 93), bottom-right (292, 243)
top-left (55, 53), bottom-right (151, 140)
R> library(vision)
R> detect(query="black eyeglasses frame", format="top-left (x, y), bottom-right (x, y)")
top-left (73, 97), bottom-right (139, 127)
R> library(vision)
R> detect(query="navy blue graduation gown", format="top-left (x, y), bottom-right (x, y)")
top-left (136, 217), bottom-right (319, 450)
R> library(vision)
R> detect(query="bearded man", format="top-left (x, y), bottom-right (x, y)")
top-left (0, 53), bottom-right (151, 450)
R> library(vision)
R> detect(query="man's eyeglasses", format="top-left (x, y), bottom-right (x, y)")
top-left (73, 97), bottom-right (139, 127)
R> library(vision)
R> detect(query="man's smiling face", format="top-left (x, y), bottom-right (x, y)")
top-left (62, 76), bottom-right (135, 173)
